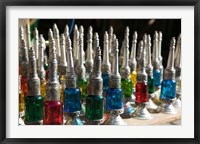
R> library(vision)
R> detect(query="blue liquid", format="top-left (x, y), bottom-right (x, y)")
top-left (160, 80), bottom-right (176, 100)
top-left (106, 88), bottom-right (123, 110)
top-left (64, 88), bottom-right (82, 113)
top-left (102, 74), bottom-right (109, 95)
top-left (153, 69), bottom-right (161, 87)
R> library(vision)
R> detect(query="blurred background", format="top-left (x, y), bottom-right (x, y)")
top-left (19, 19), bottom-right (181, 67)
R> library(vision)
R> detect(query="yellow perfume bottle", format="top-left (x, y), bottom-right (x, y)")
top-left (60, 75), bottom-right (66, 104)
top-left (19, 75), bottom-right (25, 117)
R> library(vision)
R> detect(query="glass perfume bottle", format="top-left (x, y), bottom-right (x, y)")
top-left (160, 37), bottom-right (177, 114)
top-left (86, 46), bottom-right (104, 124)
top-left (64, 35), bottom-right (83, 125)
top-left (43, 37), bottom-right (63, 125)
top-left (19, 75), bottom-right (25, 118)
top-left (135, 40), bottom-right (152, 120)
top-left (105, 37), bottom-right (125, 125)
top-left (38, 34), bottom-right (47, 100)
top-left (152, 31), bottom-right (161, 88)
top-left (24, 47), bottom-right (44, 125)
top-left (101, 31), bottom-right (111, 96)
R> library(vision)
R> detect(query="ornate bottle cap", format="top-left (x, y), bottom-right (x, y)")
top-left (19, 26), bottom-right (24, 44)
top-left (164, 37), bottom-right (176, 80)
top-left (158, 31), bottom-right (163, 63)
top-left (93, 32), bottom-right (100, 58)
top-left (146, 35), bottom-right (153, 77)
top-left (37, 34), bottom-right (46, 80)
top-left (53, 23), bottom-right (61, 59)
top-left (109, 38), bottom-right (121, 88)
top-left (120, 29), bottom-right (130, 79)
top-left (59, 33), bottom-right (67, 76)
top-left (120, 27), bottom-right (129, 66)
top-left (27, 47), bottom-right (41, 96)
top-left (26, 23), bottom-right (31, 49)
top-left (85, 26), bottom-right (94, 74)
top-left (76, 26), bottom-right (86, 79)
top-left (136, 40), bottom-right (143, 68)
top-left (73, 24), bottom-right (79, 66)
top-left (21, 39), bottom-right (29, 77)
top-left (46, 39), bottom-right (60, 101)
top-left (89, 46), bottom-right (103, 96)
top-left (152, 31), bottom-right (160, 69)
top-left (129, 31), bottom-right (138, 72)
top-left (48, 29), bottom-right (54, 63)
top-left (108, 26), bottom-right (113, 54)
top-left (33, 27), bottom-right (39, 60)
top-left (64, 25), bottom-right (69, 37)
top-left (66, 35), bottom-right (77, 88)
top-left (101, 31), bottom-right (111, 75)
top-left (137, 41), bottom-right (147, 82)
top-left (175, 34), bottom-right (181, 78)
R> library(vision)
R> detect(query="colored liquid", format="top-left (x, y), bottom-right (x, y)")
top-left (24, 95), bottom-right (44, 124)
top-left (130, 71), bottom-right (137, 89)
top-left (106, 88), bottom-right (123, 110)
top-left (41, 80), bottom-right (46, 100)
top-left (135, 82), bottom-right (148, 103)
top-left (176, 78), bottom-right (181, 95)
top-left (153, 69), bottom-right (161, 87)
top-left (86, 95), bottom-right (104, 121)
top-left (121, 78), bottom-right (133, 98)
top-left (148, 76), bottom-right (154, 94)
top-left (77, 78), bottom-right (88, 100)
top-left (160, 80), bottom-right (176, 100)
top-left (21, 76), bottom-right (28, 96)
top-left (64, 88), bottom-right (82, 113)
top-left (60, 76), bottom-right (66, 104)
top-left (19, 89), bottom-right (24, 113)
top-left (43, 101), bottom-right (63, 125)
top-left (45, 70), bottom-right (49, 81)
top-left (102, 74), bottom-right (109, 95)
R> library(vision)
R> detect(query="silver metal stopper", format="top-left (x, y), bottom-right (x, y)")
top-left (46, 39), bottom-right (60, 101)
top-left (37, 34), bottom-right (46, 80)
top-left (164, 37), bottom-right (176, 80)
top-left (66, 35), bottom-right (77, 88)
top-left (75, 26), bottom-right (86, 79)
top-left (21, 39), bottom-right (29, 77)
top-left (129, 31), bottom-right (138, 72)
top-left (108, 26), bottom-right (114, 54)
top-left (85, 26), bottom-right (94, 74)
top-left (48, 29), bottom-right (54, 64)
top-left (19, 26), bottom-right (24, 45)
top-left (64, 25), bottom-right (69, 37)
top-left (53, 23), bottom-right (61, 59)
top-left (27, 47), bottom-right (41, 96)
top-left (152, 31), bottom-right (160, 69)
top-left (26, 23), bottom-right (31, 49)
top-left (158, 31), bottom-right (163, 63)
top-left (59, 33), bottom-right (67, 76)
top-left (175, 34), bottom-right (181, 78)
top-left (146, 35), bottom-right (153, 77)
top-left (101, 31), bottom-right (111, 74)
top-left (89, 46), bottom-right (103, 96)
top-left (73, 25), bottom-right (79, 66)
top-left (33, 27), bottom-right (39, 60)
top-left (136, 40), bottom-right (143, 68)
top-left (93, 32), bottom-right (100, 58)
top-left (109, 38), bottom-right (121, 88)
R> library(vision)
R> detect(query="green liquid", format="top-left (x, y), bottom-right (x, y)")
top-left (148, 76), bottom-right (155, 94)
top-left (121, 78), bottom-right (133, 98)
top-left (77, 78), bottom-right (88, 99)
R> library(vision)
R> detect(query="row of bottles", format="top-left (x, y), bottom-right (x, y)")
top-left (19, 22), bottom-right (181, 125)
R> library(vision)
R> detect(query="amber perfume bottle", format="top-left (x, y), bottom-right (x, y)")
top-left (43, 37), bottom-right (63, 125)
top-left (24, 48), bottom-right (44, 125)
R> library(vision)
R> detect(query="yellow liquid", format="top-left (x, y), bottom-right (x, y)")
top-left (130, 71), bottom-right (137, 89)
top-left (60, 75), bottom-right (66, 104)
top-left (41, 80), bottom-right (47, 100)
top-left (19, 89), bottom-right (24, 112)
top-left (176, 79), bottom-right (181, 95)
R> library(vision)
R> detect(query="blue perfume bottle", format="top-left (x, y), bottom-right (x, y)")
top-left (160, 37), bottom-right (177, 114)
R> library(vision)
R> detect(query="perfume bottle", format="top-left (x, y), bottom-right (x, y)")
top-left (75, 26), bottom-right (88, 100)
top-left (86, 46), bottom-right (104, 124)
top-left (43, 38), bottom-right (63, 125)
top-left (129, 31), bottom-right (138, 92)
top-left (135, 40), bottom-right (152, 120)
top-left (33, 27), bottom-right (39, 60)
top-left (85, 26), bottom-right (94, 79)
top-left (101, 31), bottom-right (111, 96)
top-left (105, 37), bottom-right (125, 125)
top-left (160, 37), bottom-right (177, 114)
top-left (158, 31), bottom-right (164, 83)
top-left (25, 47), bottom-right (43, 125)
top-left (64, 35), bottom-right (83, 125)
top-left (53, 23), bottom-right (61, 61)
top-left (73, 24), bottom-right (79, 68)
top-left (38, 34), bottom-right (47, 100)
top-left (152, 31), bottom-right (161, 88)
top-left (173, 34), bottom-right (181, 107)
top-left (19, 75), bottom-right (25, 118)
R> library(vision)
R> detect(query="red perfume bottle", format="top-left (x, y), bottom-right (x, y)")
top-left (135, 82), bottom-right (148, 103)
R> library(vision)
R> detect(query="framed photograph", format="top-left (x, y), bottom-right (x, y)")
top-left (0, 0), bottom-right (199, 144)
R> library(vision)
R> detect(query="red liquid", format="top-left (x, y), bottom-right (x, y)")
top-left (45, 70), bottom-right (49, 81)
top-left (43, 101), bottom-right (63, 125)
top-left (135, 82), bottom-right (148, 103)
top-left (21, 76), bottom-right (28, 96)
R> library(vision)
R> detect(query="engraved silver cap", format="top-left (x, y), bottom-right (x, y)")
top-left (175, 34), bottom-right (181, 78)
top-left (101, 31), bottom-right (111, 75)
top-left (53, 23), bottom-right (61, 59)
top-left (59, 33), bottom-right (67, 76)
top-left (164, 37), bottom-right (176, 80)
top-left (48, 29), bottom-right (54, 63)
top-left (64, 25), bottom-right (69, 37)
top-left (33, 27), bottom-right (39, 60)
top-left (152, 31), bottom-right (160, 69)
top-left (85, 26), bottom-right (94, 74)
top-left (73, 25), bottom-right (79, 66)
top-left (93, 32), bottom-right (100, 58)
top-left (136, 40), bottom-right (143, 69)
top-left (146, 35), bottom-right (153, 77)
top-left (21, 39), bottom-right (29, 77)
top-left (19, 26), bottom-right (24, 45)
top-left (66, 35), bottom-right (77, 88)
top-left (109, 38), bottom-right (121, 88)
top-left (89, 46), bottom-right (103, 96)
top-left (37, 34), bottom-right (46, 80)
top-left (26, 23), bottom-right (31, 49)
top-left (108, 26), bottom-right (114, 54)
top-left (129, 31), bottom-right (138, 72)
top-left (46, 39), bottom-right (60, 101)
top-left (158, 31), bottom-right (163, 64)
top-left (27, 47), bottom-right (41, 96)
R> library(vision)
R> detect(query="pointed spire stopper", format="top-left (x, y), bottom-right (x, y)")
top-left (101, 31), bottom-right (111, 74)
top-left (33, 27), bottom-right (39, 60)
top-left (158, 31), bottom-right (163, 63)
top-left (109, 26), bottom-right (114, 54)
top-left (26, 23), bottom-right (31, 49)
top-left (46, 39), bottom-right (60, 101)
top-left (65, 35), bottom-right (77, 88)
top-left (93, 32), bottom-right (100, 58)
top-left (146, 35), bottom-right (153, 76)
top-left (48, 29), bottom-right (54, 63)
top-left (59, 33), bottom-right (67, 75)
top-left (73, 24), bottom-right (79, 63)
top-left (19, 26), bottom-right (24, 43)
top-left (175, 34), bottom-right (181, 77)
top-left (27, 47), bottom-right (41, 96)
top-left (53, 23), bottom-right (61, 59)
top-left (152, 31), bottom-right (160, 69)
top-left (38, 34), bottom-right (46, 80)
top-left (89, 46), bottom-right (103, 96)
top-left (164, 37), bottom-right (176, 80)
top-left (21, 39), bottom-right (29, 77)
top-left (64, 25), bottom-right (69, 37)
